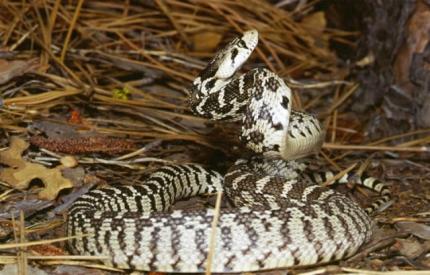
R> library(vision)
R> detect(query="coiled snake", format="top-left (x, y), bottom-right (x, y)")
top-left (67, 30), bottom-right (391, 272)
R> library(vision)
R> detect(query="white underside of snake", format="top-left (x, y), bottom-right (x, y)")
top-left (67, 30), bottom-right (391, 273)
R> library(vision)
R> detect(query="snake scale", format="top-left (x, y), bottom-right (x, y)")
top-left (67, 30), bottom-right (391, 272)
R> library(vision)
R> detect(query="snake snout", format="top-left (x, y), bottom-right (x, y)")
top-left (242, 29), bottom-right (259, 46)
top-left (214, 30), bottom-right (259, 80)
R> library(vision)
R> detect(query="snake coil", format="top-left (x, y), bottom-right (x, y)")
top-left (67, 30), bottom-right (391, 272)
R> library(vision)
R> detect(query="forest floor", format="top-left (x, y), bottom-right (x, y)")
top-left (1, 1), bottom-right (430, 274)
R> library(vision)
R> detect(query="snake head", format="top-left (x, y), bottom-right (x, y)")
top-left (214, 29), bottom-right (259, 79)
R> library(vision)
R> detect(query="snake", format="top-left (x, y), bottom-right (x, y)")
top-left (67, 30), bottom-right (391, 272)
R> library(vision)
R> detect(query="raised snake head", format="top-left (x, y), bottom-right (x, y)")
top-left (214, 29), bottom-right (259, 79)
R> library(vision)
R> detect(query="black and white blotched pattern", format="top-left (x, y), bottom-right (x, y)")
top-left (68, 30), bottom-right (391, 273)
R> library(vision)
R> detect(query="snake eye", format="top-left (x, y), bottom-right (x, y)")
top-left (238, 40), bottom-right (248, 49)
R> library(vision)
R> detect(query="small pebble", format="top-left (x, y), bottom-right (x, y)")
top-left (60, 155), bottom-right (78, 168)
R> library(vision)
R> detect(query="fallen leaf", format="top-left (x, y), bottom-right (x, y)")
top-left (31, 244), bottom-right (66, 256)
top-left (301, 11), bottom-right (329, 47)
top-left (0, 135), bottom-right (28, 167)
top-left (392, 238), bottom-right (426, 259)
top-left (395, 221), bottom-right (430, 240)
top-left (192, 32), bottom-right (223, 52)
top-left (0, 58), bottom-right (38, 84)
top-left (29, 120), bottom-right (82, 139)
top-left (0, 198), bottom-right (53, 219)
top-left (0, 136), bottom-right (73, 200)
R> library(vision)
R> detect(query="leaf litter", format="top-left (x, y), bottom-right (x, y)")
top-left (0, 1), bottom-right (429, 274)
top-left (0, 136), bottom-right (73, 201)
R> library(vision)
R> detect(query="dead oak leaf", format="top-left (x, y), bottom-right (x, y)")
top-left (0, 135), bottom-right (28, 167)
top-left (0, 136), bottom-right (73, 200)
top-left (0, 58), bottom-right (39, 85)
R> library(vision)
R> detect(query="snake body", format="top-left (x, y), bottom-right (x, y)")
top-left (67, 30), bottom-right (391, 272)
top-left (189, 30), bottom-right (323, 160)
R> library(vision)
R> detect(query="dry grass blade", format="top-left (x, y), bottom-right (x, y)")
top-left (205, 191), bottom-right (223, 275)
top-left (0, 0), bottom-right (354, 150)
top-left (0, 236), bottom-right (86, 250)
top-left (321, 84), bottom-right (359, 117)
top-left (41, 261), bottom-right (123, 272)
top-left (3, 88), bottom-right (81, 106)
top-left (60, 0), bottom-right (84, 62)
top-left (1, 1), bottom-right (429, 274)
top-left (323, 143), bottom-right (430, 153)
top-left (18, 211), bottom-right (28, 275)
top-left (322, 162), bottom-right (357, 187)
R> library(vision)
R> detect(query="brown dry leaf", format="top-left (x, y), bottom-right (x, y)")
top-left (192, 31), bottom-right (223, 52)
top-left (301, 11), bottom-right (328, 47)
top-left (30, 244), bottom-right (66, 256)
top-left (395, 221), bottom-right (430, 240)
top-left (0, 198), bottom-right (53, 219)
top-left (392, 238), bottom-right (427, 259)
top-left (0, 136), bottom-right (73, 200)
top-left (0, 135), bottom-right (28, 167)
top-left (0, 58), bottom-right (38, 84)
